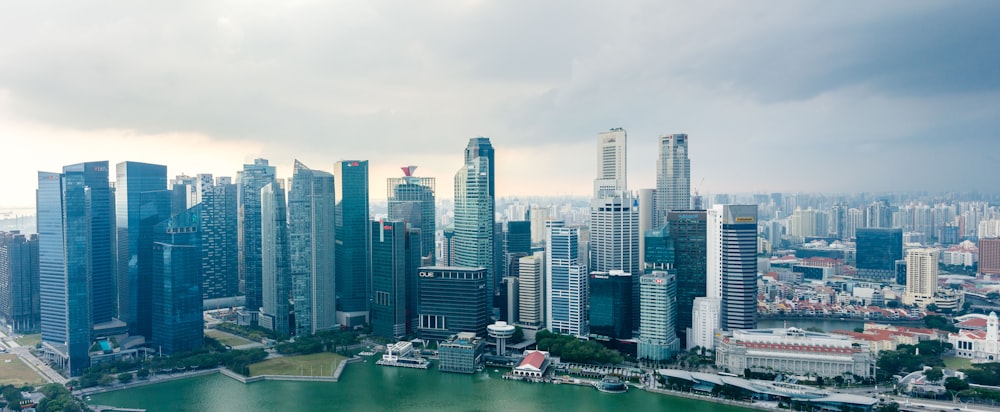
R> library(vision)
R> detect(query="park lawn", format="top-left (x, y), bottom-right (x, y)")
top-left (14, 334), bottom-right (40, 348)
top-left (205, 329), bottom-right (255, 347)
top-left (0, 354), bottom-right (46, 387)
top-left (249, 352), bottom-right (347, 377)
top-left (943, 356), bottom-right (972, 370)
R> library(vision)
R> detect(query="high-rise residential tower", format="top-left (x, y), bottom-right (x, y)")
top-left (387, 166), bottom-right (436, 265)
top-left (335, 160), bottom-right (370, 327)
top-left (453, 138), bottom-right (496, 308)
top-left (115, 161), bottom-right (169, 338)
top-left (260, 181), bottom-right (291, 335)
top-left (289, 161), bottom-right (337, 335)
top-left (903, 248), bottom-right (939, 307)
top-left (655, 134), bottom-right (691, 227)
top-left (237, 159), bottom-right (277, 323)
top-left (708, 204), bottom-right (758, 331)
top-left (545, 221), bottom-right (588, 338)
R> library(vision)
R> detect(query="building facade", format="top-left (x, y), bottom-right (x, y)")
top-left (238, 158), bottom-right (277, 323)
top-left (388, 166), bottom-right (436, 264)
top-left (288, 161), bottom-right (337, 335)
top-left (545, 223), bottom-right (588, 338)
top-left (903, 248), bottom-right (939, 308)
top-left (335, 160), bottom-right (371, 326)
top-left (980, 238), bottom-right (1000, 275)
top-left (589, 270), bottom-right (632, 340)
top-left (594, 128), bottom-right (627, 199)
top-left (371, 220), bottom-right (412, 340)
top-left (438, 332), bottom-right (485, 374)
top-left (638, 271), bottom-right (680, 360)
top-left (589, 192), bottom-right (641, 327)
top-left (151, 205), bottom-right (204, 354)
top-left (198, 175), bottom-right (239, 300)
top-left (669, 210), bottom-right (707, 345)
top-left (688, 297), bottom-right (721, 350)
top-left (855, 228), bottom-right (903, 282)
top-left (654, 134), bottom-right (691, 227)
top-left (715, 328), bottom-right (874, 378)
top-left (0, 231), bottom-right (39, 333)
top-left (416, 266), bottom-right (488, 342)
top-left (260, 181), bottom-right (291, 335)
top-left (709, 205), bottom-right (758, 331)
top-left (517, 252), bottom-right (545, 328)
top-left (453, 138), bottom-right (496, 309)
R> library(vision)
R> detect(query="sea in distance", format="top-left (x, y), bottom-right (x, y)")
top-left (91, 358), bottom-right (753, 412)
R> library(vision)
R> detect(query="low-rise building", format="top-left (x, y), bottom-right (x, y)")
top-left (715, 328), bottom-right (873, 378)
top-left (438, 332), bottom-right (485, 374)
top-left (949, 312), bottom-right (1000, 362)
top-left (512, 350), bottom-right (550, 379)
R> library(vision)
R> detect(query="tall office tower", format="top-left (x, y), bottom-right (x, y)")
top-left (668, 210), bottom-right (707, 344)
top-left (199, 176), bottom-right (239, 300)
top-left (115, 161), bottom-right (168, 338)
top-left (545, 222), bottom-right (588, 338)
top-left (416, 266), bottom-right (488, 341)
top-left (38, 161), bottom-right (116, 375)
top-left (638, 188), bottom-right (655, 268)
top-left (502, 221), bottom-right (531, 280)
top-left (981, 238), bottom-right (1000, 276)
top-left (0, 232), bottom-right (39, 333)
top-left (453, 138), bottom-right (496, 308)
top-left (388, 166), bottom-right (436, 264)
top-left (237, 158), bottom-right (277, 323)
top-left (169, 174), bottom-right (198, 216)
top-left (517, 252), bottom-right (545, 328)
top-left (654, 134), bottom-right (691, 227)
top-left (442, 227), bottom-right (456, 266)
top-left (589, 270), bottom-right (632, 339)
top-left (529, 206), bottom-right (552, 245)
top-left (708, 205), bottom-right (758, 331)
top-left (637, 271), bottom-right (680, 361)
top-left (151, 205), bottom-right (204, 354)
top-left (370, 220), bottom-right (417, 339)
top-left (594, 128), bottom-right (626, 198)
top-left (288, 161), bottom-right (337, 336)
top-left (260, 181), bottom-right (291, 335)
top-left (865, 199), bottom-right (893, 229)
top-left (643, 225), bottom-right (675, 273)
top-left (856, 228), bottom-right (904, 282)
top-left (589, 193), bottom-right (640, 326)
top-left (903, 248), bottom-right (940, 307)
top-left (335, 160), bottom-right (370, 327)
top-left (688, 297), bottom-right (721, 350)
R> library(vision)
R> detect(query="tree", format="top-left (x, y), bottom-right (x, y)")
top-left (923, 367), bottom-right (943, 382)
top-left (944, 377), bottom-right (969, 392)
top-left (118, 372), bottom-right (133, 384)
top-left (137, 368), bottom-right (150, 379)
top-left (511, 326), bottom-right (524, 344)
top-left (926, 304), bottom-right (939, 313)
top-left (877, 402), bottom-right (899, 412)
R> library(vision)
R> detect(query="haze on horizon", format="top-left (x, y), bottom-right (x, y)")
top-left (1, 1), bottom-right (998, 209)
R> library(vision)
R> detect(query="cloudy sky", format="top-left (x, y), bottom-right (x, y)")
top-left (1, 1), bottom-right (998, 208)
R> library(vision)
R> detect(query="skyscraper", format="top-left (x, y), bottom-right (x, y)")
top-left (638, 271), bottom-right (680, 360)
top-left (903, 248), bottom-right (939, 308)
top-left (370, 220), bottom-right (412, 340)
top-left (453, 138), bottom-right (496, 308)
top-left (335, 160), bottom-right (370, 327)
top-left (260, 181), bottom-right (291, 335)
top-left (708, 204), bottom-right (758, 331)
top-left (856, 228), bottom-right (904, 282)
top-left (655, 134), bottom-right (691, 227)
top-left (589, 270), bottom-right (632, 340)
top-left (668, 210), bottom-right (707, 345)
top-left (388, 166), bottom-right (436, 265)
top-left (589, 193), bottom-right (640, 326)
top-left (289, 161), bottom-right (337, 335)
top-left (517, 252), bottom-right (545, 328)
top-left (115, 161), bottom-right (168, 338)
top-left (151, 205), bottom-right (204, 354)
top-left (0, 231), bottom-right (39, 333)
top-left (545, 221), bottom-right (588, 338)
top-left (594, 128), bottom-right (626, 198)
top-left (198, 176), bottom-right (239, 300)
top-left (416, 266), bottom-right (488, 341)
top-left (238, 159), bottom-right (276, 323)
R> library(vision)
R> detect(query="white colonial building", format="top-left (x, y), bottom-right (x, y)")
top-left (715, 328), bottom-right (874, 378)
top-left (950, 312), bottom-right (1000, 362)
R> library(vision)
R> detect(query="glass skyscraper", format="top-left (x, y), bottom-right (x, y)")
top-left (668, 210), bottom-right (706, 345)
top-left (387, 166), bottom-right (436, 265)
top-left (416, 266), bottom-right (488, 342)
top-left (238, 159), bottom-right (276, 322)
top-left (453, 138), bottom-right (496, 307)
top-left (289, 161), bottom-right (337, 336)
top-left (115, 161), bottom-right (168, 338)
top-left (0, 231), bottom-right (39, 333)
top-left (152, 205), bottom-right (204, 354)
top-left (260, 181), bottom-right (291, 335)
top-left (198, 175), bottom-right (239, 300)
top-left (589, 192), bottom-right (640, 327)
top-left (588, 270), bottom-right (632, 340)
top-left (856, 228), bottom-right (903, 282)
top-left (545, 222), bottom-right (588, 338)
top-left (370, 220), bottom-right (411, 340)
top-left (335, 160), bottom-right (370, 326)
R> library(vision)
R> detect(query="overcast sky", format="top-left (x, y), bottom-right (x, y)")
top-left (1, 1), bottom-right (998, 209)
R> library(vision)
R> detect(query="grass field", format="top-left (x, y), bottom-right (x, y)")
top-left (14, 334), bottom-right (40, 348)
top-left (248, 352), bottom-right (347, 377)
top-left (205, 329), bottom-right (255, 347)
top-left (943, 356), bottom-right (972, 370)
top-left (0, 354), bottom-right (46, 387)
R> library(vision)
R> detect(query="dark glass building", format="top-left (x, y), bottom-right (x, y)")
top-left (416, 266), bottom-right (488, 342)
top-left (260, 181), bottom-right (291, 335)
top-left (668, 210), bottom-right (706, 345)
top-left (589, 271), bottom-right (632, 340)
top-left (152, 205), bottom-right (204, 354)
top-left (115, 161), bottom-right (168, 338)
top-left (387, 166), bottom-right (435, 265)
top-left (198, 176), bottom-right (239, 300)
top-left (371, 220), bottom-right (415, 339)
top-left (335, 160), bottom-right (370, 326)
top-left (643, 224), bottom-right (675, 273)
top-left (67, 162), bottom-right (116, 326)
top-left (238, 159), bottom-right (276, 322)
top-left (0, 231), bottom-right (39, 333)
top-left (717, 205), bottom-right (758, 332)
top-left (856, 228), bottom-right (903, 283)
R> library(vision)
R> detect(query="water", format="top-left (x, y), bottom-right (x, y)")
top-left (757, 318), bottom-right (867, 332)
top-left (90, 360), bottom-right (753, 412)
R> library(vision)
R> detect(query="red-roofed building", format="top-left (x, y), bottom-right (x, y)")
top-left (715, 328), bottom-right (874, 378)
top-left (513, 350), bottom-right (550, 379)
top-left (950, 312), bottom-right (1000, 362)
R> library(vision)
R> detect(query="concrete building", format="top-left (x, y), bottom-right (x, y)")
top-left (688, 297), bottom-right (721, 350)
top-left (517, 252), bottom-right (545, 328)
top-left (637, 271), bottom-right (680, 361)
top-left (588, 192), bottom-right (640, 327)
top-left (593, 128), bottom-right (627, 199)
top-left (980, 238), bottom-right (1000, 275)
top-left (439, 332), bottom-right (485, 374)
top-left (545, 222), bottom-right (588, 338)
top-left (654, 134), bottom-right (690, 227)
top-left (903, 248), bottom-right (939, 308)
top-left (715, 328), bottom-right (874, 378)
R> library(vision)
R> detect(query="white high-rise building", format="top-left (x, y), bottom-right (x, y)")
top-left (638, 188), bottom-right (655, 269)
top-left (638, 271), bottom-right (680, 360)
top-left (904, 248), bottom-right (939, 307)
top-left (594, 128), bottom-right (627, 198)
top-left (654, 134), bottom-right (691, 227)
top-left (545, 221), bottom-right (588, 338)
top-left (688, 297), bottom-right (721, 350)
top-left (517, 252), bottom-right (545, 327)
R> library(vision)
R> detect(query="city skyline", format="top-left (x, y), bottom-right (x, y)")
top-left (2, 2), bottom-right (999, 209)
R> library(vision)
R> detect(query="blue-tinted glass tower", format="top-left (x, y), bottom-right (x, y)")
top-left (453, 138), bottom-right (496, 309)
top-left (387, 166), bottom-right (436, 265)
top-left (856, 228), bottom-right (904, 282)
top-left (199, 176), bottom-right (239, 300)
top-left (589, 271), bottom-right (632, 339)
top-left (238, 159), bottom-right (276, 322)
top-left (335, 160), bottom-right (370, 326)
top-left (152, 205), bottom-right (204, 354)
top-left (0, 231), bottom-right (39, 333)
top-left (668, 210), bottom-right (706, 345)
top-left (260, 181), bottom-right (291, 335)
top-left (371, 220), bottom-right (410, 340)
top-left (289, 161), bottom-right (337, 335)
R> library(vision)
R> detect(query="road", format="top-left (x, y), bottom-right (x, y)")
top-left (0, 331), bottom-right (68, 385)
top-left (883, 393), bottom-right (1000, 412)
